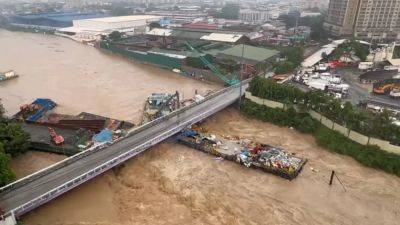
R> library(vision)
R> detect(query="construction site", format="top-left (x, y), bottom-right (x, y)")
top-left (100, 28), bottom-right (279, 85)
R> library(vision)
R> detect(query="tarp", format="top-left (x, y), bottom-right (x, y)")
top-left (93, 128), bottom-right (113, 143)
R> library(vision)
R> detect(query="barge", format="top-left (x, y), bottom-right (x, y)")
top-left (177, 129), bottom-right (307, 180)
top-left (0, 70), bottom-right (18, 82)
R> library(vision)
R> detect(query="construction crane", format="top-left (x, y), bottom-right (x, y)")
top-left (185, 42), bottom-right (240, 86)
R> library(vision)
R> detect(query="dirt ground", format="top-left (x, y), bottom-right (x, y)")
top-left (18, 108), bottom-right (400, 225)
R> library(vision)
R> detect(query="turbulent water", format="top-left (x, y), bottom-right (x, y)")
top-left (0, 29), bottom-right (218, 124)
top-left (1, 30), bottom-right (400, 225)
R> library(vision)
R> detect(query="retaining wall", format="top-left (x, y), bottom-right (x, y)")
top-left (244, 91), bottom-right (400, 155)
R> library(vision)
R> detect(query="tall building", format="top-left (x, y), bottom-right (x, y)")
top-left (324, 0), bottom-right (400, 41)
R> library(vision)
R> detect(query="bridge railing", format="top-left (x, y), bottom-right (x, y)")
top-left (9, 80), bottom-right (247, 217)
top-left (0, 79), bottom-right (250, 196)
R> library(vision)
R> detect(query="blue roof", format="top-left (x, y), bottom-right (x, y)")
top-left (10, 12), bottom-right (108, 27)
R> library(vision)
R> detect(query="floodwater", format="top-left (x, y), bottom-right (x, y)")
top-left (0, 29), bottom-right (218, 124)
top-left (2, 30), bottom-right (400, 225)
top-left (18, 108), bottom-right (400, 225)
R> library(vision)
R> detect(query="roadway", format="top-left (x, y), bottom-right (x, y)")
top-left (0, 83), bottom-right (247, 217)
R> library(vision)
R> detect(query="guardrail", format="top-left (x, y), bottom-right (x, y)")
top-left (0, 80), bottom-right (250, 218)
top-left (8, 84), bottom-right (242, 217)
top-left (0, 81), bottom-right (244, 194)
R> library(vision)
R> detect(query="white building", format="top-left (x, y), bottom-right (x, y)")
top-left (57, 15), bottom-right (161, 42)
top-left (239, 9), bottom-right (270, 23)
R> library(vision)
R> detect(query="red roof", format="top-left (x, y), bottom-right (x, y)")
top-left (182, 22), bottom-right (218, 30)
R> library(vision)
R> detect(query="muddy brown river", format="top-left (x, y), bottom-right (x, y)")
top-left (1, 30), bottom-right (400, 225)
top-left (0, 29), bottom-right (218, 123)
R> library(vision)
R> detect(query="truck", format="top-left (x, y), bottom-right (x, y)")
top-left (373, 79), bottom-right (400, 95)
top-left (308, 79), bottom-right (329, 90)
top-left (390, 89), bottom-right (400, 98)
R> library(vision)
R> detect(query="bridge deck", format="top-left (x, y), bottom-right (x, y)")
top-left (0, 83), bottom-right (246, 217)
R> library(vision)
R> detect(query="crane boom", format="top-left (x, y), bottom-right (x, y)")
top-left (185, 42), bottom-right (239, 86)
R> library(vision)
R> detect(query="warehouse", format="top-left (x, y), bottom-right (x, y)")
top-left (9, 12), bottom-right (106, 28)
top-left (57, 15), bottom-right (161, 42)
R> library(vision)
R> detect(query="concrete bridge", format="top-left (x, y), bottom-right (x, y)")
top-left (0, 81), bottom-right (248, 224)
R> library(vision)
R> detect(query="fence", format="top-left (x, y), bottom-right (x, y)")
top-left (100, 42), bottom-right (182, 70)
top-left (245, 91), bottom-right (400, 155)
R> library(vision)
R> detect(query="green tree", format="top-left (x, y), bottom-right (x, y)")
top-left (0, 101), bottom-right (30, 185)
top-left (219, 3), bottom-right (240, 19)
top-left (108, 31), bottom-right (122, 40)
top-left (0, 143), bottom-right (15, 186)
top-left (149, 22), bottom-right (161, 29)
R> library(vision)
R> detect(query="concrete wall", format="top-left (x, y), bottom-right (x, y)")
top-left (333, 122), bottom-right (349, 137)
top-left (321, 116), bottom-right (334, 129)
top-left (348, 130), bottom-right (369, 145)
top-left (245, 92), bottom-right (284, 109)
top-left (245, 92), bottom-right (400, 155)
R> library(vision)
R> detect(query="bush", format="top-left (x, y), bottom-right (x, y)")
top-left (249, 76), bottom-right (400, 143)
top-left (241, 100), bottom-right (400, 177)
top-left (0, 102), bottom-right (30, 185)
top-left (314, 126), bottom-right (400, 176)
top-left (0, 144), bottom-right (15, 186)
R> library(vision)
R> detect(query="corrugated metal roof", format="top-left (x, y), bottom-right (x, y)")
top-left (171, 30), bottom-right (209, 39)
top-left (200, 33), bottom-right (244, 43)
top-left (77, 15), bottom-right (161, 23)
top-left (206, 44), bottom-right (279, 63)
top-left (146, 28), bottom-right (173, 36)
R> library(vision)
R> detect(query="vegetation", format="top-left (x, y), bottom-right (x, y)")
top-left (279, 13), bottom-right (329, 42)
top-left (302, 15), bottom-right (329, 42)
top-left (0, 103), bottom-right (30, 186)
top-left (108, 31), bottom-right (122, 40)
top-left (241, 100), bottom-right (400, 176)
top-left (330, 40), bottom-right (369, 61)
top-left (149, 22), bottom-right (161, 30)
top-left (248, 76), bottom-right (400, 144)
top-left (274, 46), bottom-right (304, 74)
top-left (218, 3), bottom-right (240, 19)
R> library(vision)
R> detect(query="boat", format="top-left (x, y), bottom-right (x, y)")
top-left (0, 70), bottom-right (18, 82)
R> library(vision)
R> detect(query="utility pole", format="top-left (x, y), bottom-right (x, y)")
top-left (238, 43), bottom-right (245, 108)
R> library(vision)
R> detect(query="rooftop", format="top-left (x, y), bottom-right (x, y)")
top-left (359, 70), bottom-right (399, 81)
top-left (77, 15), bottom-right (161, 23)
top-left (206, 44), bottom-right (279, 63)
top-left (146, 28), bottom-right (173, 36)
top-left (200, 33), bottom-right (244, 43)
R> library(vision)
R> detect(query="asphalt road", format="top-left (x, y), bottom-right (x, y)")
top-left (0, 84), bottom-right (246, 215)
top-left (339, 68), bottom-right (400, 107)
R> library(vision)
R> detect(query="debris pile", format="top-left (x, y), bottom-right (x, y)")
top-left (141, 92), bottom-right (180, 124)
top-left (13, 98), bottom-right (134, 155)
top-left (177, 129), bottom-right (307, 180)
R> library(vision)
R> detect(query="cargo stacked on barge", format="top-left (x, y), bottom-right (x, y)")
top-left (177, 129), bottom-right (307, 180)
